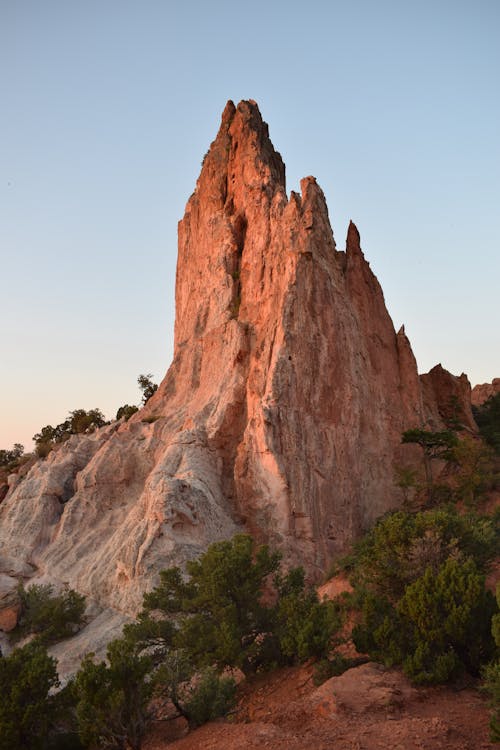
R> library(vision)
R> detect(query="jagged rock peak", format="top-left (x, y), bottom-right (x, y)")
top-left (346, 220), bottom-right (362, 253)
top-left (197, 99), bottom-right (286, 198)
top-left (173, 100), bottom-right (339, 354)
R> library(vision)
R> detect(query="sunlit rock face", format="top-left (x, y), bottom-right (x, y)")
top-left (0, 101), bottom-right (463, 627)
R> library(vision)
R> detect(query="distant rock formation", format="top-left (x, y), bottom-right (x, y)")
top-left (420, 364), bottom-right (476, 432)
top-left (0, 101), bottom-right (472, 638)
top-left (472, 378), bottom-right (500, 407)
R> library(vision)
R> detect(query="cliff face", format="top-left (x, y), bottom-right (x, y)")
top-left (0, 101), bottom-right (464, 624)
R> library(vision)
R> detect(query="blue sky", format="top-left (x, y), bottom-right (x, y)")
top-left (1, 0), bottom-right (499, 450)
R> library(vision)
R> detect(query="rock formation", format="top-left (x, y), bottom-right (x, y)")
top-left (472, 378), bottom-right (500, 406)
top-left (0, 101), bottom-right (471, 641)
top-left (420, 364), bottom-right (477, 432)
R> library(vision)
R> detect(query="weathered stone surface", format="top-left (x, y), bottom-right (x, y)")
top-left (48, 609), bottom-right (131, 685)
top-left (0, 604), bottom-right (20, 633)
top-left (0, 101), bottom-right (464, 650)
top-left (0, 573), bottom-right (20, 632)
top-left (472, 377), bottom-right (500, 406)
top-left (420, 363), bottom-right (477, 432)
top-left (310, 662), bottom-right (418, 717)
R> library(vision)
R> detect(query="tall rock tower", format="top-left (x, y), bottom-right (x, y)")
top-left (0, 101), bottom-right (469, 624)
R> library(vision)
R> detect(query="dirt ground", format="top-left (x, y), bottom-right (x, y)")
top-left (143, 661), bottom-right (496, 750)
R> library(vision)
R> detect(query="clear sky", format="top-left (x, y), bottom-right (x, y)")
top-left (1, 0), bottom-right (499, 451)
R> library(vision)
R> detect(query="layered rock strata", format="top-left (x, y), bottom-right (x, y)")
top-left (0, 101), bottom-right (468, 625)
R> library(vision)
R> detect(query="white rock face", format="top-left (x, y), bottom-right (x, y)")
top-left (0, 102), bottom-right (470, 656)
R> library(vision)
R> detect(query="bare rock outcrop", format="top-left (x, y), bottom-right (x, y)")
top-left (0, 574), bottom-right (20, 632)
top-left (420, 363), bottom-right (477, 432)
top-left (472, 378), bottom-right (500, 406)
top-left (0, 101), bottom-right (463, 633)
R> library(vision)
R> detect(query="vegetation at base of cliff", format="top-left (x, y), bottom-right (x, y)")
top-left (0, 641), bottom-right (63, 750)
top-left (335, 421), bottom-right (500, 734)
top-left (127, 534), bottom-right (340, 676)
top-left (400, 428), bottom-right (498, 508)
top-left (152, 654), bottom-right (236, 729)
top-left (343, 504), bottom-right (499, 685)
top-left (78, 534), bottom-right (338, 748)
top-left (473, 393), bottom-right (500, 454)
top-left (482, 583), bottom-right (500, 741)
top-left (73, 638), bottom-right (154, 750)
top-left (0, 535), bottom-right (338, 750)
top-left (14, 582), bottom-right (86, 646)
top-left (483, 658), bottom-right (500, 742)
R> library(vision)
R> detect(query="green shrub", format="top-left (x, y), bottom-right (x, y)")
top-left (347, 506), bottom-right (499, 602)
top-left (137, 535), bottom-right (339, 675)
top-left (401, 428), bottom-right (458, 504)
top-left (451, 436), bottom-right (496, 506)
top-left (16, 583), bottom-right (86, 645)
top-left (33, 409), bottom-right (107, 457)
top-left (122, 611), bottom-right (175, 664)
top-left (353, 558), bottom-right (496, 684)
top-left (398, 557), bottom-right (496, 683)
top-left (137, 374), bottom-right (158, 404)
top-left (182, 667), bottom-right (236, 728)
top-left (482, 583), bottom-right (500, 741)
top-left (153, 651), bottom-right (236, 729)
top-left (68, 408), bottom-right (106, 435)
top-left (493, 584), bottom-right (500, 648)
top-left (0, 444), bottom-right (24, 470)
top-left (274, 567), bottom-right (340, 662)
top-left (348, 506), bottom-right (498, 685)
top-left (116, 404), bottom-right (139, 421)
top-left (0, 641), bottom-right (61, 750)
top-left (473, 393), bottom-right (500, 454)
top-left (143, 535), bottom-right (281, 674)
top-left (74, 639), bottom-right (153, 750)
top-left (352, 591), bottom-right (403, 666)
top-left (483, 659), bottom-right (500, 742)
top-left (35, 440), bottom-right (53, 459)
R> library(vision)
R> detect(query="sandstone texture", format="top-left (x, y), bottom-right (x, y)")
top-left (0, 101), bottom-right (471, 651)
top-left (472, 377), bottom-right (500, 406)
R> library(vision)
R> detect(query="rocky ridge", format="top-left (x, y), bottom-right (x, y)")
top-left (0, 101), bottom-right (475, 657)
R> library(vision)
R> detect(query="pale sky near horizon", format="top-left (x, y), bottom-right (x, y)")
top-left (1, 0), bottom-right (499, 451)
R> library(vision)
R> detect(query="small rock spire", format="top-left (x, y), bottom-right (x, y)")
top-left (346, 220), bottom-right (362, 255)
